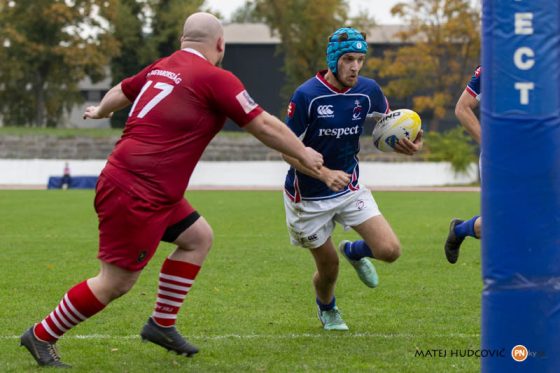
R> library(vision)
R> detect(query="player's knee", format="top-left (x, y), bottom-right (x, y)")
top-left (110, 280), bottom-right (135, 299)
top-left (95, 277), bottom-right (136, 302)
top-left (198, 225), bottom-right (213, 252)
top-left (178, 225), bottom-right (213, 253)
top-left (378, 241), bottom-right (401, 263)
top-left (387, 245), bottom-right (401, 263)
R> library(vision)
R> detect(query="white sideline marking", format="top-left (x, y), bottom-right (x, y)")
top-left (1, 332), bottom-right (479, 340)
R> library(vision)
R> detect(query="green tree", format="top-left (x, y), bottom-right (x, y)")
top-left (0, 0), bottom-right (119, 127)
top-left (148, 0), bottom-right (205, 58)
top-left (367, 0), bottom-right (480, 131)
top-left (255, 0), bottom-right (350, 99)
top-left (110, 0), bottom-right (154, 128)
top-left (423, 127), bottom-right (478, 174)
top-left (349, 9), bottom-right (376, 33)
top-left (230, 0), bottom-right (264, 23)
top-left (108, 0), bottom-right (207, 127)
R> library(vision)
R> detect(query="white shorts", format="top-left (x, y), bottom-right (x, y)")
top-left (283, 186), bottom-right (381, 249)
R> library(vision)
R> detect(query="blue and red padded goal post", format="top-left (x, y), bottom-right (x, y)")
top-left (481, 1), bottom-right (560, 371)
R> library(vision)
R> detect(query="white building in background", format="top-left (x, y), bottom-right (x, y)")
top-left (66, 74), bottom-right (112, 128)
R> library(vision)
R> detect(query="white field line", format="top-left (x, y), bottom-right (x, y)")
top-left (1, 332), bottom-right (479, 340)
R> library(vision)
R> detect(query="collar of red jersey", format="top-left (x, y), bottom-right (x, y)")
top-left (181, 48), bottom-right (207, 60)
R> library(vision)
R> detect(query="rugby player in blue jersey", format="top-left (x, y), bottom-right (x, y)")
top-left (282, 28), bottom-right (423, 330)
top-left (444, 66), bottom-right (482, 264)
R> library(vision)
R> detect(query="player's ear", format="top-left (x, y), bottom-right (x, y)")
top-left (216, 36), bottom-right (225, 53)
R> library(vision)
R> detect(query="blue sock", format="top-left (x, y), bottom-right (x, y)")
top-left (316, 297), bottom-right (336, 311)
top-left (343, 240), bottom-right (374, 261)
top-left (454, 216), bottom-right (480, 239)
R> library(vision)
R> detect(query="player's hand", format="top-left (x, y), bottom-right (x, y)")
top-left (83, 106), bottom-right (113, 120)
top-left (320, 169), bottom-right (351, 192)
top-left (300, 147), bottom-right (324, 172)
top-left (395, 129), bottom-right (423, 156)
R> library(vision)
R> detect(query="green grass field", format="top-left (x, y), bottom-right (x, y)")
top-left (0, 190), bottom-right (482, 372)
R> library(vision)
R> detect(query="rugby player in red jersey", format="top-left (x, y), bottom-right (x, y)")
top-left (20, 12), bottom-right (323, 368)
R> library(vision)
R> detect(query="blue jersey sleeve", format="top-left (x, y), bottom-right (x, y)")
top-left (285, 89), bottom-right (309, 138)
top-left (466, 65), bottom-right (481, 100)
top-left (367, 83), bottom-right (389, 119)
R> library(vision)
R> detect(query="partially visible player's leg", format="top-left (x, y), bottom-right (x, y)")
top-left (282, 194), bottom-right (347, 330)
top-left (351, 215), bottom-right (401, 263)
top-left (21, 261), bottom-right (140, 367)
top-left (474, 216), bottom-right (482, 238)
top-left (310, 238), bottom-right (339, 306)
top-left (444, 215), bottom-right (481, 264)
top-left (152, 214), bottom-right (212, 327)
top-left (310, 239), bottom-right (348, 331)
top-left (89, 261), bottom-right (142, 303)
top-left (168, 213), bottom-right (213, 266)
top-left (141, 205), bottom-right (212, 357)
top-left (21, 175), bottom-right (152, 367)
top-left (337, 187), bottom-right (400, 262)
top-left (454, 215), bottom-right (481, 240)
top-left (335, 189), bottom-right (398, 287)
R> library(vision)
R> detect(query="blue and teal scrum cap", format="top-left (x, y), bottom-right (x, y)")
top-left (326, 27), bottom-right (368, 76)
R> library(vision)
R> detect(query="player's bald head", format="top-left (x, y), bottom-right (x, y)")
top-left (181, 12), bottom-right (223, 44)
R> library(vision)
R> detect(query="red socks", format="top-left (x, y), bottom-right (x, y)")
top-left (32, 259), bottom-right (200, 342)
top-left (151, 258), bottom-right (201, 327)
top-left (33, 281), bottom-right (105, 343)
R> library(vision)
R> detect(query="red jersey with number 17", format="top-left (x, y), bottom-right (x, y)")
top-left (104, 48), bottom-right (263, 205)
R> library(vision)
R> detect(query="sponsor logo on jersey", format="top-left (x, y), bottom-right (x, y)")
top-left (236, 90), bottom-right (258, 114)
top-left (147, 69), bottom-right (182, 84)
top-left (287, 101), bottom-right (296, 118)
top-left (318, 125), bottom-right (360, 138)
top-left (352, 100), bottom-right (363, 121)
top-left (317, 105), bottom-right (335, 118)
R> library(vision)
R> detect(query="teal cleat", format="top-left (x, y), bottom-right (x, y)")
top-left (338, 240), bottom-right (379, 288)
top-left (317, 307), bottom-right (349, 331)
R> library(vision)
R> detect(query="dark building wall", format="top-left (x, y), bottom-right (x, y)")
top-left (221, 44), bottom-right (286, 130)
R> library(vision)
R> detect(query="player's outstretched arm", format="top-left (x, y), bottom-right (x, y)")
top-left (83, 83), bottom-right (132, 120)
top-left (455, 90), bottom-right (481, 144)
top-left (244, 112), bottom-right (323, 172)
top-left (282, 154), bottom-right (350, 192)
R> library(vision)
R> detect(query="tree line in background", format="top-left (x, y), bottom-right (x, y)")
top-left (0, 0), bottom-right (480, 132)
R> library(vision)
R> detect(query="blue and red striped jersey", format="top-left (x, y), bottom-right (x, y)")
top-left (284, 70), bottom-right (389, 201)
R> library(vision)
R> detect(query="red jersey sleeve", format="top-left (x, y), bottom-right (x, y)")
top-left (206, 69), bottom-right (263, 127)
top-left (120, 59), bottom-right (163, 102)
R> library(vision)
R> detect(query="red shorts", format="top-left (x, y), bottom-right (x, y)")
top-left (94, 173), bottom-right (196, 271)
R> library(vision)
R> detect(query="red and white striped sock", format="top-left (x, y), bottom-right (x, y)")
top-left (33, 280), bottom-right (105, 343)
top-left (151, 258), bottom-right (201, 327)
